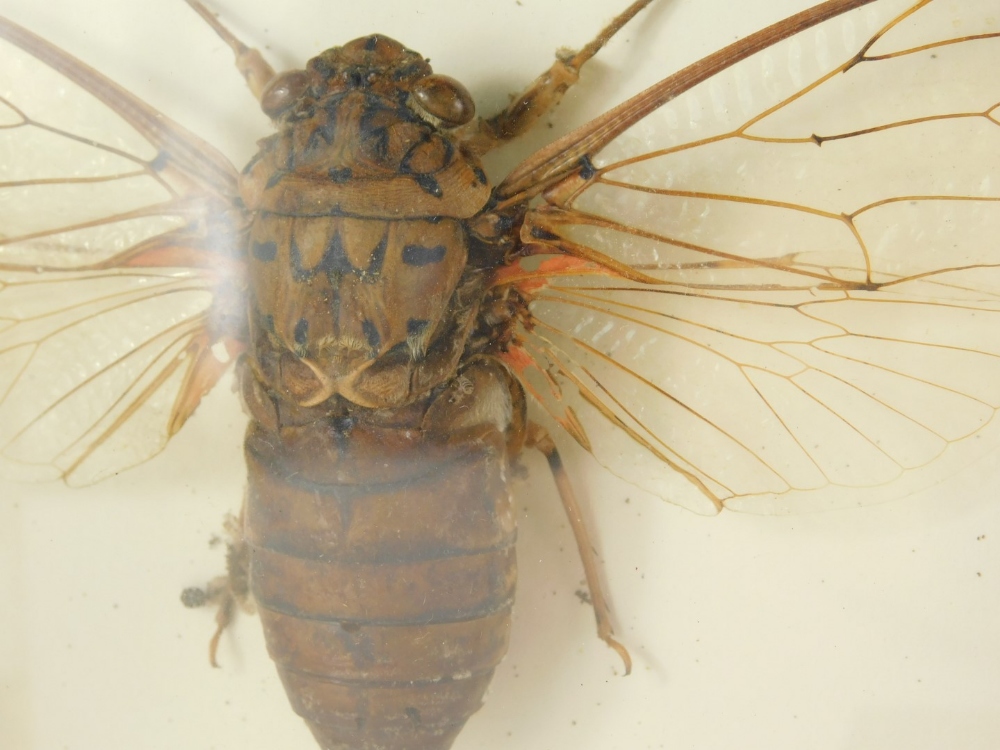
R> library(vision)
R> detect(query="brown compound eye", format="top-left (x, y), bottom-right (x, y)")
top-left (412, 74), bottom-right (475, 127)
top-left (260, 69), bottom-right (311, 119)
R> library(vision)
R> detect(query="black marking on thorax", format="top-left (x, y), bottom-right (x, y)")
top-left (407, 318), bottom-right (430, 336)
top-left (328, 167), bottom-right (353, 183)
top-left (412, 173), bottom-right (442, 197)
top-left (253, 241), bottom-right (278, 262)
top-left (293, 318), bottom-right (310, 348)
top-left (361, 319), bottom-right (381, 350)
top-left (290, 227), bottom-right (389, 283)
top-left (401, 244), bottom-right (447, 266)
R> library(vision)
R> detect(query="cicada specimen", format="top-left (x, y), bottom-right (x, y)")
top-left (2, 1), bottom-right (999, 749)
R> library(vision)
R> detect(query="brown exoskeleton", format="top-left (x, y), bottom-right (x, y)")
top-left (2, 1), bottom-right (998, 748)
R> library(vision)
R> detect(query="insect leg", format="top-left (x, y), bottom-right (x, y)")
top-left (183, 0), bottom-right (277, 101)
top-left (458, 0), bottom-right (654, 156)
top-left (525, 422), bottom-right (632, 675)
top-left (180, 510), bottom-right (254, 668)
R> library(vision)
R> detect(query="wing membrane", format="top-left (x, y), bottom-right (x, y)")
top-left (505, 0), bottom-right (1000, 513)
top-left (0, 17), bottom-right (246, 484)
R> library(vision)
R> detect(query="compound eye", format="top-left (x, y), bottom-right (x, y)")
top-left (261, 70), bottom-right (311, 119)
top-left (412, 74), bottom-right (475, 127)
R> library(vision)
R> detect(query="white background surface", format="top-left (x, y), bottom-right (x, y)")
top-left (2, 1), bottom-right (999, 749)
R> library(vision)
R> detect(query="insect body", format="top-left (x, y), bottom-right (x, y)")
top-left (211, 6), bottom-right (650, 742)
top-left (236, 43), bottom-right (523, 746)
top-left (2, 1), bottom-right (1000, 749)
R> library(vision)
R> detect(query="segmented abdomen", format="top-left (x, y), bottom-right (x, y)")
top-left (243, 417), bottom-right (516, 750)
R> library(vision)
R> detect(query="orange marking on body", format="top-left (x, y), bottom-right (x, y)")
top-left (491, 254), bottom-right (615, 292)
top-left (500, 345), bottom-right (536, 375)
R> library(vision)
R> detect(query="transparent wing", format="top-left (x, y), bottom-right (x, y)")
top-left (500, 0), bottom-right (1000, 514)
top-left (0, 17), bottom-right (247, 485)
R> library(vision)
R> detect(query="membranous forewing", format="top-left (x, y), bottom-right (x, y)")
top-left (0, 6), bottom-right (246, 486)
top-left (501, 0), bottom-right (1000, 515)
top-left (3, 0), bottom-right (998, 504)
top-left (2, 1), bottom-right (999, 749)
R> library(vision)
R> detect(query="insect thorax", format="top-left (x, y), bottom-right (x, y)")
top-left (239, 36), bottom-right (510, 412)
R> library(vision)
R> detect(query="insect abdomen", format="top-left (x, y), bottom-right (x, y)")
top-left (243, 415), bottom-right (516, 750)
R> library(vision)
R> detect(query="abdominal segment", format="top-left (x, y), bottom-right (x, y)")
top-left (242, 382), bottom-right (517, 750)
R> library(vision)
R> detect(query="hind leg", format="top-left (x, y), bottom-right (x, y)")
top-left (180, 510), bottom-right (254, 668)
top-left (525, 422), bottom-right (632, 674)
